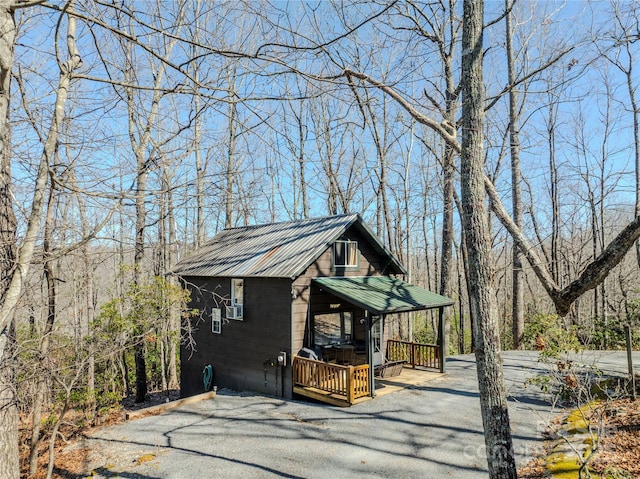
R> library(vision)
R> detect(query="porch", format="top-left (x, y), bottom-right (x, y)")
top-left (292, 357), bottom-right (371, 407)
top-left (301, 276), bottom-right (452, 406)
top-left (292, 339), bottom-right (443, 406)
top-left (386, 339), bottom-right (441, 369)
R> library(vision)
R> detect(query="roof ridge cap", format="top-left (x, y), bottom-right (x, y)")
top-left (220, 212), bottom-right (357, 232)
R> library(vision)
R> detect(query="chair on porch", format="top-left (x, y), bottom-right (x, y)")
top-left (373, 350), bottom-right (407, 378)
top-left (322, 344), bottom-right (355, 365)
top-left (353, 339), bottom-right (367, 365)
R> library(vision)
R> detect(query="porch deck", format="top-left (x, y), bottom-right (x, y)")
top-left (374, 366), bottom-right (443, 397)
top-left (292, 357), bottom-right (371, 407)
top-left (292, 356), bottom-right (443, 407)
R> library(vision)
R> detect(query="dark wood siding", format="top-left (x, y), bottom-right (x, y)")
top-left (180, 276), bottom-right (293, 398)
top-left (292, 224), bottom-right (398, 353)
top-left (291, 281), bottom-right (311, 353)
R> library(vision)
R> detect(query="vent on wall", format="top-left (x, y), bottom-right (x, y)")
top-left (226, 304), bottom-right (243, 320)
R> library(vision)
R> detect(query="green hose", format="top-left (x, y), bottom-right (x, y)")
top-left (203, 364), bottom-right (213, 391)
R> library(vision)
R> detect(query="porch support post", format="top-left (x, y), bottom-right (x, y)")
top-left (366, 311), bottom-right (376, 397)
top-left (438, 307), bottom-right (446, 373)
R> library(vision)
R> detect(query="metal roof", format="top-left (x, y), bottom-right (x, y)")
top-left (313, 276), bottom-right (454, 314)
top-left (171, 214), bottom-right (406, 279)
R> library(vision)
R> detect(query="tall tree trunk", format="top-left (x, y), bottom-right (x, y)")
top-left (0, 321), bottom-right (17, 479)
top-left (1, 3), bottom-right (81, 474)
top-left (622, 37), bottom-right (640, 270)
top-left (297, 109), bottom-right (309, 219)
top-left (457, 246), bottom-right (466, 354)
top-left (125, 42), bottom-right (150, 400)
top-left (0, 4), bottom-right (18, 477)
top-left (404, 125), bottom-right (414, 339)
top-left (505, 1), bottom-right (525, 349)
top-left (548, 101), bottom-right (560, 285)
top-left (190, 2), bottom-right (206, 248)
top-left (225, 75), bottom-right (238, 229)
top-left (28, 175), bottom-right (57, 476)
top-left (79, 188), bottom-right (96, 418)
top-left (378, 152), bottom-right (393, 251)
top-left (133, 144), bottom-right (148, 402)
top-left (461, 1), bottom-right (516, 477)
top-left (365, 99), bottom-right (394, 251)
top-left (194, 89), bottom-right (205, 248)
top-left (163, 165), bottom-right (180, 389)
top-left (438, 47), bottom-right (457, 357)
top-left (124, 18), bottom-right (179, 401)
top-left (438, 148), bottom-right (454, 354)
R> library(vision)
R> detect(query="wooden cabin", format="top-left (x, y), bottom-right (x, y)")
top-left (172, 213), bottom-right (453, 406)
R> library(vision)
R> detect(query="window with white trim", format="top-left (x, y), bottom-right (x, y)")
top-left (333, 240), bottom-right (358, 268)
top-left (226, 278), bottom-right (244, 319)
top-left (212, 308), bottom-right (221, 334)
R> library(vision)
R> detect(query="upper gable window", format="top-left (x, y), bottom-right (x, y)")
top-left (333, 240), bottom-right (358, 268)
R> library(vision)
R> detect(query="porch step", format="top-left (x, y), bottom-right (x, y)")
top-left (293, 385), bottom-right (372, 407)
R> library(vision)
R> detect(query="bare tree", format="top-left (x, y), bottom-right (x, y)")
top-left (115, 1), bottom-right (187, 401)
top-left (4, 2), bottom-right (640, 477)
top-left (192, 58), bottom-right (206, 248)
top-left (0, 2), bottom-right (82, 475)
top-left (309, 93), bottom-right (364, 215)
top-left (224, 69), bottom-right (239, 229)
top-left (0, 2), bottom-right (20, 474)
top-left (599, 1), bottom-right (640, 268)
top-left (27, 167), bottom-right (59, 475)
top-left (460, 1), bottom-right (516, 476)
top-left (505, 0), bottom-right (525, 349)
top-left (407, 0), bottom-right (460, 357)
top-left (279, 97), bottom-right (311, 220)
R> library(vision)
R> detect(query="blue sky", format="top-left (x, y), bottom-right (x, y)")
top-left (9, 0), bottom-right (640, 255)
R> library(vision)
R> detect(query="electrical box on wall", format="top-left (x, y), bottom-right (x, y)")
top-left (277, 351), bottom-right (287, 366)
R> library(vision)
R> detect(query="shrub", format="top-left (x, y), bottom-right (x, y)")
top-left (523, 313), bottom-right (580, 359)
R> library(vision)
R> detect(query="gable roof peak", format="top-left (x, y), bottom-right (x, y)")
top-left (171, 213), bottom-right (405, 279)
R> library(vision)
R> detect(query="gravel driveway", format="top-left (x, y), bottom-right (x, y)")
top-left (80, 350), bottom-right (639, 478)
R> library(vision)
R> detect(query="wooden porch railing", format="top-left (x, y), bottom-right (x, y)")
top-left (387, 339), bottom-right (441, 370)
top-left (292, 356), bottom-right (370, 405)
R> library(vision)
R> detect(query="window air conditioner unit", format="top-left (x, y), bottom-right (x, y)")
top-left (226, 304), bottom-right (243, 320)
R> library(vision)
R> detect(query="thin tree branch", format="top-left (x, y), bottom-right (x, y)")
top-left (343, 68), bottom-right (460, 150)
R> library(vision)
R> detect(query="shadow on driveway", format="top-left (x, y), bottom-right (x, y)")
top-left (83, 351), bottom-right (638, 479)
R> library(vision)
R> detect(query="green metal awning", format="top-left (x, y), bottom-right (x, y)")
top-left (313, 276), bottom-right (454, 315)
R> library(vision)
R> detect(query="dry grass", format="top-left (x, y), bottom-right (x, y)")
top-left (19, 390), bottom-right (179, 478)
top-left (518, 397), bottom-right (640, 479)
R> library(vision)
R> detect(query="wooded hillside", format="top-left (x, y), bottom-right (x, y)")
top-left (2, 1), bottom-right (640, 478)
